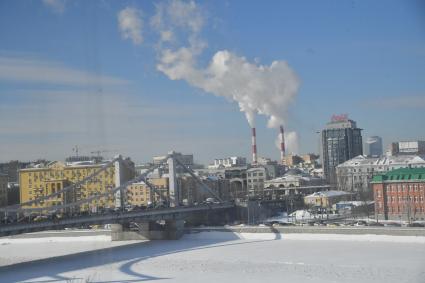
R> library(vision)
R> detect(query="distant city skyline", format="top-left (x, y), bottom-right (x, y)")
top-left (0, 0), bottom-right (424, 164)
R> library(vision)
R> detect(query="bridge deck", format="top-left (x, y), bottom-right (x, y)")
top-left (0, 203), bottom-right (234, 236)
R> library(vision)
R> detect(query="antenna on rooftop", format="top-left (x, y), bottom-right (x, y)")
top-left (72, 145), bottom-right (79, 157)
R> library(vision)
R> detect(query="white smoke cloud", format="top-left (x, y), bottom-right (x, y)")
top-left (152, 0), bottom-right (300, 129)
top-left (42, 0), bottom-right (66, 14)
top-left (160, 30), bottom-right (174, 42)
top-left (275, 131), bottom-right (299, 155)
top-left (118, 7), bottom-right (144, 45)
top-left (151, 0), bottom-right (204, 37)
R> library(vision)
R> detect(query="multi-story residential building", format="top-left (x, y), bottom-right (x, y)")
top-left (19, 158), bottom-right (134, 212)
top-left (153, 151), bottom-right (194, 167)
top-left (301, 154), bottom-right (320, 166)
top-left (263, 169), bottom-right (328, 200)
top-left (398, 141), bottom-right (425, 155)
top-left (0, 160), bottom-right (32, 183)
top-left (336, 155), bottom-right (425, 197)
top-left (179, 175), bottom-right (230, 204)
top-left (126, 173), bottom-right (230, 207)
top-left (126, 178), bottom-right (169, 207)
top-left (246, 167), bottom-right (268, 198)
top-left (0, 173), bottom-right (8, 207)
top-left (284, 154), bottom-right (304, 167)
top-left (6, 182), bottom-right (20, 205)
top-left (366, 136), bottom-right (383, 157)
top-left (321, 115), bottom-right (363, 185)
top-left (372, 167), bottom-right (425, 221)
top-left (196, 165), bottom-right (248, 200)
top-left (386, 141), bottom-right (425, 156)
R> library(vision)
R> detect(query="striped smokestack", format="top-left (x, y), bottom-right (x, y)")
top-left (251, 127), bottom-right (257, 164)
top-left (280, 125), bottom-right (286, 164)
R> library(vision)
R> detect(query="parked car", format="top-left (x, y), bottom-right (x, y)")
top-left (354, 220), bottom-right (367, 226)
top-left (367, 222), bottom-right (384, 227)
top-left (204, 197), bottom-right (216, 204)
top-left (33, 215), bottom-right (48, 222)
top-left (327, 223), bottom-right (340, 227)
top-left (406, 222), bottom-right (425, 227)
top-left (384, 222), bottom-right (402, 227)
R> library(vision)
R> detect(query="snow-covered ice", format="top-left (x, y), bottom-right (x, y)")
top-left (1, 231), bottom-right (424, 283)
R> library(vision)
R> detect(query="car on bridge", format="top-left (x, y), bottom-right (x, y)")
top-left (204, 198), bottom-right (220, 204)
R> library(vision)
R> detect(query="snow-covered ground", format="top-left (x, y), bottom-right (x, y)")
top-left (1, 232), bottom-right (424, 283)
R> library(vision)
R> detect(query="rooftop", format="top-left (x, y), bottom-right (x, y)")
top-left (337, 154), bottom-right (425, 168)
top-left (306, 190), bottom-right (351, 198)
top-left (371, 167), bottom-right (425, 183)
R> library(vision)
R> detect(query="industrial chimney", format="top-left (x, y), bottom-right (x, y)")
top-left (251, 127), bottom-right (258, 165)
top-left (279, 125), bottom-right (286, 164)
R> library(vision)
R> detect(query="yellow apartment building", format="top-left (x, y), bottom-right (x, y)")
top-left (126, 177), bottom-right (169, 206)
top-left (19, 159), bottom-right (134, 212)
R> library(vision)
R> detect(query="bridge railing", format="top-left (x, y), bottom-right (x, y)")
top-left (1, 154), bottom-right (228, 224)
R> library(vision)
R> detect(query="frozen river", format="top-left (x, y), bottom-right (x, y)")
top-left (0, 231), bottom-right (424, 283)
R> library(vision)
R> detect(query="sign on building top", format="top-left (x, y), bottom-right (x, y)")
top-left (331, 114), bottom-right (348, 122)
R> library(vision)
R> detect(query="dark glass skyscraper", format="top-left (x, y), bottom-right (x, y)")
top-left (322, 115), bottom-right (363, 185)
top-left (366, 136), bottom-right (383, 157)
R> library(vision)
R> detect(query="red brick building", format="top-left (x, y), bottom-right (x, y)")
top-left (372, 168), bottom-right (425, 221)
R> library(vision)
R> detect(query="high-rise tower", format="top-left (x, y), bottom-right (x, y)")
top-left (321, 114), bottom-right (363, 186)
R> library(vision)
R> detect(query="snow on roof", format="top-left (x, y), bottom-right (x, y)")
top-left (306, 190), bottom-right (351, 198)
top-left (266, 174), bottom-right (316, 183)
top-left (336, 201), bottom-right (374, 207)
top-left (337, 154), bottom-right (425, 168)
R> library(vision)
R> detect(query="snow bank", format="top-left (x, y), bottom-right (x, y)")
top-left (184, 231), bottom-right (425, 244)
top-left (0, 235), bottom-right (111, 244)
top-left (278, 233), bottom-right (425, 243)
top-left (3, 231), bottom-right (424, 245)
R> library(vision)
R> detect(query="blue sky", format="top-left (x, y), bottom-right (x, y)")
top-left (0, 0), bottom-right (424, 164)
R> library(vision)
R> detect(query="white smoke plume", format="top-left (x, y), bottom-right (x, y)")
top-left (275, 131), bottom-right (299, 155)
top-left (118, 7), bottom-right (144, 45)
top-left (42, 0), bottom-right (66, 14)
top-left (151, 0), bottom-right (300, 128)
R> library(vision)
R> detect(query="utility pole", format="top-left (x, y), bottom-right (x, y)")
top-left (73, 145), bottom-right (80, 157)
top-left (247, 200), bottom-right (250, 225)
